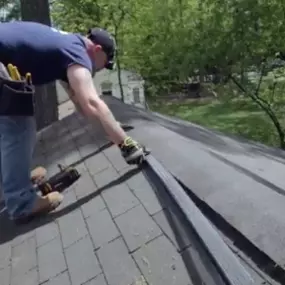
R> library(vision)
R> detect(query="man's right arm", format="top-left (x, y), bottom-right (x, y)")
top-left (59, 80), bottom-right (85, 114)
top-left (66, 64), bottom-right (127, 145)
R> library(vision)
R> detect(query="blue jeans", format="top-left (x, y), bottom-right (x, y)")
top-left (0, 116), bottom-right (38, 220)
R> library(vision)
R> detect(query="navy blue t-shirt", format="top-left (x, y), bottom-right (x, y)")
top-left (0, 21), bottom-right (93, 85)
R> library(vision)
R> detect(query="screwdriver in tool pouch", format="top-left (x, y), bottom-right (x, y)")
top-left (7, 64), bottom-right (16, 80)
top-left (13, 66), bottom-right (21, 80)
top-left (25, 73), bottom-right (32, 85)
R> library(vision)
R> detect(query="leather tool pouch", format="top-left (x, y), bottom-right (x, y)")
top-left (0, 78), bottom-right (35, 116)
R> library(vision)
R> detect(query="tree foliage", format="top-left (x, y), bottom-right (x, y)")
top-left (0, 0), bottom-right (20, 22)
top-left (1, 0), bottom-right (285, 147)
top-left (49, 0), bottom-right (285, 148)
top-left (50, 0), bottom-right (285, 81)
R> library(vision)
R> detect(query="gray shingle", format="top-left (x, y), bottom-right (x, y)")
top-left (97, 237), bottom-right (141, 285)
top-left (153, 209), bottom-right (192, 251)
top-left (36, 221), bottom-right (60, 248)
top-left (72, 172), bottom-right (98, 199)
top-left (0, 242), bottom-right (11, 270)
top-left (11, 230), bottom-right (35, 247)
top-left (126, 172), bottom-right (163, 215)
top-left (133, 235), bottom-right (193, 285)
top-left (103, 145), bottom-right (129, 171)
top-left (57, 189), bottom-right (77, 210)
top-left (115, 205), bottom-right (162, 252)
top-left (92, 166), bottom-right (119, 188)
top-left (62, 146), bottom-right (82, 166)
top-left (46, 271), bottom-right (71, 285)
top-left (0, 266), bottom-right (10, 285)
top-left (58, 209), bottom-right (88, 248)
top-left (75, 135), bottom-right (98, 158)
top-left (83, 274), bottom-right (107, 285)
top-left (101, 184), bottom-right (140, 218)
top-left (86, 208), bottom-right (120, 249)
top-left (38, 237), bottom-right (66, 283)
top-left (11, 237), bottom-right (37, 276)
top-left (65, 235), bottom-right (101, 285)
top-left (10, 267), bottom-right (38, 285)
top-left (85, 153), bottom-right (111, 176)
top-left (81, 195), bottom-right (106, 219)
top-left (73, 162), bottom-right (88, 174)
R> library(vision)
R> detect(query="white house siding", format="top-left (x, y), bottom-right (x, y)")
top-left (56, 69), bottom-right (145, 107)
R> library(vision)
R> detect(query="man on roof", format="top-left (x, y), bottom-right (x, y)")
top-left (0, 21), bottom-right (147, 224)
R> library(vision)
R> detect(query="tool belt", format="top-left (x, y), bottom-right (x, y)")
top-left (0, 63), bottom-right (35, 117)
top-left (0, 78), bottom-right (35, 116)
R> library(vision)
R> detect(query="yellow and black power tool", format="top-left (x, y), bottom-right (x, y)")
top-left (38, 164), bottom-right (81, 195)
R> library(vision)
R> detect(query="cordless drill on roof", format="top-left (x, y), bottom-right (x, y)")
top-left (38, 164), bottom-right (81, 195)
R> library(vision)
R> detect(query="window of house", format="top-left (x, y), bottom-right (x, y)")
top-left (133, 87), bottom-right (140, 103)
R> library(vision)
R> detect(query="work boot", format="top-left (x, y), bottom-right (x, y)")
top-left (14, 192), bottom-right (63, 224)
top-left (30, 166), bottom-right (47, 185)
top-left (119, 137), bottom-right (150, 165)
top-left (31, 192), bottom-right (63, 214)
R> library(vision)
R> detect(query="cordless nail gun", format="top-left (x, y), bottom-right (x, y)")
top-left (38, 164), bottom-right (81, 195)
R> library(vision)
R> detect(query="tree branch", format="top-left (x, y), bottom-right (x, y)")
top-left (254, 63), bottom-right (266, 96)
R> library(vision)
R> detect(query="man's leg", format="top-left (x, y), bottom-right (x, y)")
top-left (0, 116), bottom-right (63, 221)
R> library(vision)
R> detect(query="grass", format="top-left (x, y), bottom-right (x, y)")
top-left (149, 96), bottom-right (284, 147)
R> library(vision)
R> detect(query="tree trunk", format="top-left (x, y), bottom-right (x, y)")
top-left (231, 76), bottom-right (285, 149)
top-left (114, 28), bottom-right (124, 103)
top-left (20, 0), bottom-right (58, 131)
top-left (117, 55), bottom-right (124, 103)
top-left (178, 0), bottom-right (183, 24)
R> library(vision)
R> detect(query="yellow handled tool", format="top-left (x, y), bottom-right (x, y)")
top-left (7, 64), bottom-right (16, 80)
top-left (7, 64), bottom-right (33, 85)
top-left (7, 64), bottom-right (21, 81)
top-left (25, 73), bottom-right (32, 85)
top-left (13, 66), bottom-right (21, 80)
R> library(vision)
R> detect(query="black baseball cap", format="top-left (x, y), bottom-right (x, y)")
top-left (87, 28), bottom-right (116, 70)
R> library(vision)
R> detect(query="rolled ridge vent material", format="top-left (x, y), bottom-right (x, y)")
top-left (145, 155), bottom-right (255, 285)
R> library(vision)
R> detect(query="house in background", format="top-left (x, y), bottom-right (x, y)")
top-left (56, 69), bottom-right (146, 108)
top-left (94, 69), bottom-right (146, 108)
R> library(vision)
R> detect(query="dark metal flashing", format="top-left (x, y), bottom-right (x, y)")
top-left (176, 177), bottom-right (285, 285)
top-left (144, 155), bottom-right (255, 285)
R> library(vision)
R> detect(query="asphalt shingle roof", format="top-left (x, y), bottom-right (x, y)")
top-left (0, 97), bottom-right (283, 285)
top-left (102, 96), bottom-right (285, 272)
top-left (0, 101), bottom-right (196, 285)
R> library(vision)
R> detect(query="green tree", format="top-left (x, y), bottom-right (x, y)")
top-left (0, 0), bottom-right (20, 22)
top-left (197, 0), bottom-right (285, 148)
top-left (51, 0), bottom-right (136, 102)
top-left (51, 0), bottom-right (285, 148)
